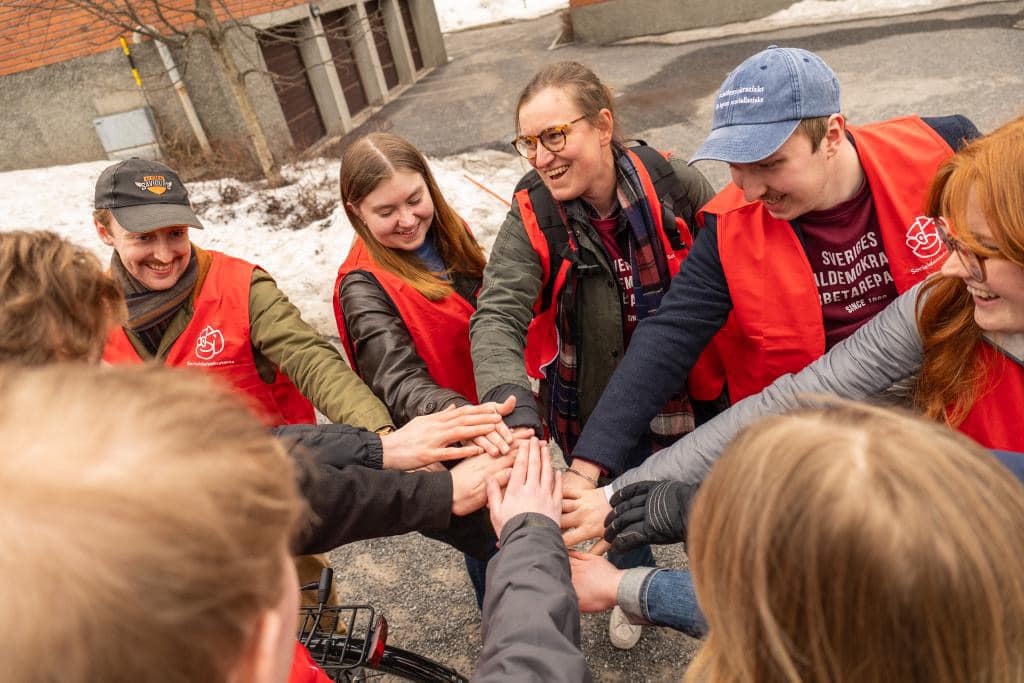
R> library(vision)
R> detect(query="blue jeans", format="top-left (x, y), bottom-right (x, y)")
top-left (639, 568), bottom-right (707, 638)
top-left (608, 543), bottom-right (656, 571)
top-left (464, 545), bottom-right (498, 610)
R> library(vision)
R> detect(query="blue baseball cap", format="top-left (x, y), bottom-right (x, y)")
top-left (690, 46), bottom-right (840, 164)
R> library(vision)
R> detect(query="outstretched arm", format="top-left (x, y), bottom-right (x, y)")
top-left (249, 269), bottom-right (393, 430)
top-left (474, 440), bottom-right (591, 682)
top-left (470, 210), bottom-right (546, 435)
top-left (571, 222), bottom-right (733, 476)
top-left (339, 271), bottom-right (469, 425)
top-left (612, 280), bottom-right (926, 490)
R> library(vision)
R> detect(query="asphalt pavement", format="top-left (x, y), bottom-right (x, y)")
top-left (343, 0), bottom-right (1023, 192)
top-left (327, 4), bottom-right (1024, 679)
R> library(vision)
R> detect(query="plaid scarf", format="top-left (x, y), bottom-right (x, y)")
top-left (547, 145), bottom-right (695, 454)
top-left (111, 246), bottom-right (198, 356)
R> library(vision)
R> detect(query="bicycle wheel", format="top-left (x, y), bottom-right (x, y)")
top-left (372, 643), bottom-right (467, 682)
top-left (307, 637), bottom-right (467, 683)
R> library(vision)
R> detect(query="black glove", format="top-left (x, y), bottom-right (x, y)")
top-left (602, 480), bottom-right (699, 554)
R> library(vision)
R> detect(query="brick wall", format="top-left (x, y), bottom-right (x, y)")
top-left (0, 1), bottom-right (307, 77)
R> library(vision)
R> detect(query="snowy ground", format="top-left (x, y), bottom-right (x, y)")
top-left (0, 151), bottom-right (528, 338)
top-left (435, 0), bottom-right (567, 33)
top-left (619, 0), bottom-right (983, 44)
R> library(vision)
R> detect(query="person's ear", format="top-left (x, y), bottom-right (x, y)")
top-left (229, 608), bottom-right (290, 683)
top-left (595, 108), bottom-right (615, 146)
top-left (95, 220), bottom-right (115, 247)
top-left (346, 202), bottom-right (366, 227)
top-left (823, 113), bottom-right (846, 158)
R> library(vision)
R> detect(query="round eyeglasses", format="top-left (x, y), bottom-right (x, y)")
top-left (511, 116), bottom-right (587, 159)
top-left (935, 217), bottom-right (988, 283)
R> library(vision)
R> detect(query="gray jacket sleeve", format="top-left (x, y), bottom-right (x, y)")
top-left (338, 271), bottom-right (470, 426)
top-left (473, 513), bottom-right (591, 682)
top-left (612, 281), bottom-right (927, 490)
top-left (469, 208), bottom-right (545, 432)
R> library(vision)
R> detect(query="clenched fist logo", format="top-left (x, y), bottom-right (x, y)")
top-left (195, 325), bottom-right (226, 360)
top-left (905, 216), bottom-right (945, 260)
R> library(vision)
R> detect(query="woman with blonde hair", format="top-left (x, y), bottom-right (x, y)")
top-left (334, 132), bottom-right (518, 606)
top-left (0, 365), bottom-right (307, 683)
top-left (685, 400), bottom-right (1024, 682)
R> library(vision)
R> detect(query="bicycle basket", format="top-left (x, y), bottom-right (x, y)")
top-left (298, 603), bottom-right (380, 673)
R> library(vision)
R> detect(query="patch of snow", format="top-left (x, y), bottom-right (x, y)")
top-left (619, 0), bottom-right (982, 45)
top-left (0, 150), bottom-right (527, 338)
top-left (434, 0), bottom-right (568, 33)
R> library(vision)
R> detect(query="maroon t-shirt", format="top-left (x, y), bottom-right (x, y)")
top-left (591, 214), bottom-right (638, 344)
top-left (797, 180), bottom-right (899, 349)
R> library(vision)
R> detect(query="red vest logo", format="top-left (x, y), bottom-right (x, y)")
top-left (905, 216), bottom-right (944, 261)
top-left (195, 325), bottom-right (225, 360)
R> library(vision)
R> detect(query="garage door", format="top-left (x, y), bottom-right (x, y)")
top-left (321, 7), bottom-right (369, 116)
top-left (398, 0), bottom-right (423, 71)
top-left (259, 22), bottom-right (327, 150)
top-left (364, 0), bottom-right (399, 90)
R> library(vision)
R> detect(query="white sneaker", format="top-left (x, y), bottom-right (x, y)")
top-left (608, 605), bottom-right (642, 649)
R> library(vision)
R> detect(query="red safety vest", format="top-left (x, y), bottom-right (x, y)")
top-left (103, 250), bottom-right (316, 426)
top-left (956, 343), bottom-right (1024, 451)
top-left (288, 641), bottom-right (334, 683)
top-left (516, 144), bottom-right (724, 397)
top-left (333, 236), bottom-right (479, 404)
top-left (696, 116), bottom-right (955, 402)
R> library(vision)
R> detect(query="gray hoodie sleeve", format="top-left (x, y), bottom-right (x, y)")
top-left (611, 281), bottom-right (927, 490)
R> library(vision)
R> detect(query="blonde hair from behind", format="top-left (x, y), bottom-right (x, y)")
top-left (339, 132), bottom-right (485, 300)
top-left (686, 398), bottom-right (1024, 683)
top-left (0, 230), bottom-right (126, 365)
top-left (0, 365), bottom-right (305, 683)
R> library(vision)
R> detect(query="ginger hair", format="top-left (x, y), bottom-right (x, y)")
top-left (0, 230), bottom-right (125, 365)
top-left (686, 399), bottom-right (1024, 683)
top-left (0, 365), bottom-right (305, 683)
top-left (915, 115), bottom-right (1024, 425)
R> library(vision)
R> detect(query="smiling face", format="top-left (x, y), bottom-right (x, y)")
top-left (351, 170), bottom-right (434, 252)
top-left (516, 86), bottom-right (616, 212)
top-left (96, 216), bottom-right (190, 291)
top-left (939, 187), bottom-right (1024, 334)
top-left (727, 123), bottom-right (841, 221)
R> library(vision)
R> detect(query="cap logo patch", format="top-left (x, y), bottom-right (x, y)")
top-left (195, 325), bottom-right (226, 360)
top-left (715, 85), bottom-right (765, 110)
top-left (135, 175), bottom-right (173, 196)
top-left (905, 216), bottom-right (944, 261)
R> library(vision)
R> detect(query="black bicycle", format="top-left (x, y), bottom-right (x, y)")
top-left (298, 567), bottom-right (468, 682)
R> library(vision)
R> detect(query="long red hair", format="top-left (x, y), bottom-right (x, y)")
top-left (915, 116), bottom-right (1024, 424)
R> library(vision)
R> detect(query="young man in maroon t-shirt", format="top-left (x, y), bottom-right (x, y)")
top-left (562, 46), bottom-right (978, 540)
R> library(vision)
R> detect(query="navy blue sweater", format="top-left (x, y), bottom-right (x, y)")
top-left (573, 115), bottom-right (980, 475)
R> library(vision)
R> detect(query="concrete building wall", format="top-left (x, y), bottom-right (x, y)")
top-left (0, 0), bottom-right (449, 171)
top-left (570, 0), bottom-right (799, 44)
top-left (0, 49), bottom-right (146, 171)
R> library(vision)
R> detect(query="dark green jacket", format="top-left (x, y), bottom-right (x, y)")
top-left (120, 246), bottom-right (393, 431)
top-left (469, 157), bottom-right (714, 436)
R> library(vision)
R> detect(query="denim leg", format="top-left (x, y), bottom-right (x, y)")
top-left (608, 543), bottom-right (656, 571)
top-left (464, 543), bottom-right (499, 610)
top-left (641, 569), bottom-right (707, 638)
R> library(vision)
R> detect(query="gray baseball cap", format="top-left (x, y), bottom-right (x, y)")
top-left (690, 46), bottom-right (840, 165)
top-left (94, 158), bottom-right (204, 233)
